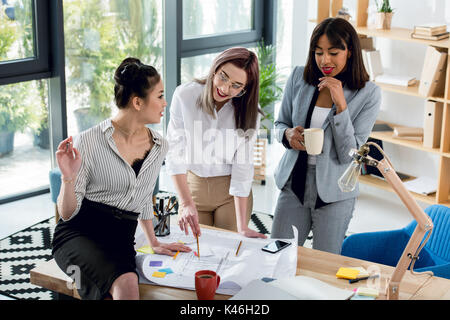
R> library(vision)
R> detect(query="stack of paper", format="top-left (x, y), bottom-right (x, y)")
top-left (403, 176), bottom-right (438, 195)
top-left (375, 74), bottom-right (417, 87)
top-left (230, 276), bottom-right (355, 300)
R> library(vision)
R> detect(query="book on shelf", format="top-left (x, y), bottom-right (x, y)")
top-left (423, 100), bottom-right (444, 148)
top-left (411, 32), bottom-right (449, 41)
top-left (414, 23), bottom-right (447, 35)
top-left (419, 46), bottom-right (447, 97)
top-left (364, 50), bottom-right (383, 81)
top-left (375, 74), bottom-right (417, 87)
top-left (393, 126), bottom-right (424, 137)
top-left (362, 50), bottom-right (416, 87)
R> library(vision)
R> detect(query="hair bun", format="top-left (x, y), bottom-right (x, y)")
top-left (114, 58), bottom-right (142, 86)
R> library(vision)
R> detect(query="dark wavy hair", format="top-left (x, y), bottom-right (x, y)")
top-left (114, 57), bottom-right (161, 109)
top-left (303, 18), bottom-right (369, 90)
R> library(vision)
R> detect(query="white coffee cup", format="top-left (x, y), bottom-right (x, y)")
top-left (301, 128), bottom-right (324, 155)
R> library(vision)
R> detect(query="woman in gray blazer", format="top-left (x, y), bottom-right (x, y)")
top-left (271, 18), bottom-right (381, 254)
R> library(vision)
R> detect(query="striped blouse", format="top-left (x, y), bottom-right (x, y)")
top-left (66, 119), bottom-right (168, 222)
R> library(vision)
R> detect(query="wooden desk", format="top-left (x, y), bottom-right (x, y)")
top-left (30, 246), bottom-right (450, 300)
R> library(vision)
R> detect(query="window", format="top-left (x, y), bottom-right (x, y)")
top-left (0, 79), bottom-right (51, 199)
top-left (63, 0), bottom-right (164, 136)
top-left (0, 0), bottom-right (49, 84)
top-left (0, 0), bottom-right (35, 62)
top-left (0, 0), bottom-right (52, 202)
top-left (182, 0), bottom-right (254, 39)
top-left (181, 53), bottom-right (217, 84)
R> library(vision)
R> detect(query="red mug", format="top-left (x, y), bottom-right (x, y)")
top-left (195, 270), bottom-right (221, 300)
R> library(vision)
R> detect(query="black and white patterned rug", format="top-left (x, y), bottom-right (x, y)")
top-left (0, 218), bottom-right (57, 300)
top-left (0, 194), bottom-right (273, 300)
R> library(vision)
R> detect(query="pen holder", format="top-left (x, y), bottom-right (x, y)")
top-left (154, 212), bottom-right (170, 237)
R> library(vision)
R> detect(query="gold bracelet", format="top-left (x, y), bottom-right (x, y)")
top-left (61, 176), bottom-right (74, 184)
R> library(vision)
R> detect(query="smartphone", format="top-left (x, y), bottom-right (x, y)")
top-left (262, 240), bottom-right (291, 254)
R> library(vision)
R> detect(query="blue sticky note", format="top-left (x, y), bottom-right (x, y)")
top-left (158, 268), bottom-right (174, 275)
top-left (149, 261), bottom-right (163, 267)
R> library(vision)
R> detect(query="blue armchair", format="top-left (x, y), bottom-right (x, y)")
top-left (341, 204), bottom-right (450, 279)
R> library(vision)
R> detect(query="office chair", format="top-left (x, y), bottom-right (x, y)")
top-left (341, 204), bottom-right (450, 279)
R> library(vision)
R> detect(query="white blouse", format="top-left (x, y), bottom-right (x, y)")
top-left (68, 119), bottom-right (167, 221)
top-left (166, 82), bottom-right (258, 197)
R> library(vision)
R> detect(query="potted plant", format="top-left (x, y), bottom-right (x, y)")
top-left (255, 40), bottom-right (283, 141)
top-left (375, 0), bottom-right (394, 30)
top-left (31, 85), bottom-right (50, 150)
top-left (0, 82), bottom-right (35, 156)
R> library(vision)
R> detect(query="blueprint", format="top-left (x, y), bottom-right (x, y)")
top-left (134, 225), bottom-right (298, 295)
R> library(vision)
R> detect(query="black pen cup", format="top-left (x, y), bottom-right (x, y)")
top-left (154, 213), bottom-right (170, 236)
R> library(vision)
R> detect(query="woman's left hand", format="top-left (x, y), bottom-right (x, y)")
top-left (238, 227), bottom-right (267, 239)
top-left (152, 241), bottom-right (192, 256)
top-left (318, 77), bottom-right (347, 113)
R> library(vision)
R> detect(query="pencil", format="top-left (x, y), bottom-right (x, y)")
top-left (235, 240), bottom-right (243, 256)
top-left (196, 235), bottom-right (200, 259)
top-left (173, 251), bottom-right (180, 260)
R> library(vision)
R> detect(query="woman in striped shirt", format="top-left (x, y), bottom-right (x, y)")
top-left (52, 57), bottom-right (191, 300)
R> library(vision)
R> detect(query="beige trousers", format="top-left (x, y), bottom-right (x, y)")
top-left (182, 171), bottom-right (253, 232)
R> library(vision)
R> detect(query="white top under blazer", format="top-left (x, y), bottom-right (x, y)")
top-left (308, 106), bottom-right (331, 165)
top-left (166, 82), bottom-right (259, 197)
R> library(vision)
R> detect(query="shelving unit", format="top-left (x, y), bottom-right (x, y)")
top-left (315, 0), bottom-right (450, 206)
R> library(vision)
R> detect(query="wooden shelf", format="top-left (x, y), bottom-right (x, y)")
top-left (369, 121), bottom-right (450, 158)
top-left (313, 0), bottom-right (450, 206)
top-left (375, 81), bottom-right (445, 102)
top-left (356, 26), bottom-right (450, 48)
top-left (359, 174), bottom-right (437, 205)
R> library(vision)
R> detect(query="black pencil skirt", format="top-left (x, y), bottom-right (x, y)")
top-left (52, 199), bottom-right (139, 300)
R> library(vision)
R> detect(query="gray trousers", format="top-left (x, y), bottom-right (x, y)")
top-left (271, 165), bottom-right (355, 255)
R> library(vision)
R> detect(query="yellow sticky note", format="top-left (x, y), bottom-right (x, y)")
top-left (136, 245), bottom-right (155, 254)
top-left (152, 271), bottom-right (167, 278)
top-left (349, 267), bottom-right (369, 278)
top-left (357, 287), bottom-right (379, 298)
top-left (336, 267), bottom-right (360, 280)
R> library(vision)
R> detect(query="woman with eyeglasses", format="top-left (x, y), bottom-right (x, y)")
top-left (166, 47), bottom-right (266, 239)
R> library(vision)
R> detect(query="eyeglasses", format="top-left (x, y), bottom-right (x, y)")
top-left (214, 71), bottom-right (246, 97)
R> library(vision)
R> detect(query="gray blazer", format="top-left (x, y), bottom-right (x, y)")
top-left (274, 66), bottom-right (381, 203)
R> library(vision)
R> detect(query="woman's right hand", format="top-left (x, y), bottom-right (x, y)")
top-left (285, 126), bottom-right (306, 151)
top-left (55, 136), bottom-right (82, 180)
top-left (178, 202), bottom-right (201, 237)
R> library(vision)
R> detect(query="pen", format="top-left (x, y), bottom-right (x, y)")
top-left (173, 251), bottom-right (180, 260)
top-left (196, 235), bottom-right (200, 259)
top-left (349, 274), bottom-right (380, 284)
top-left (159, 198), bottom-right (164, 216)
top-left (235, 240), bottom-right (243, 256)
top-left (216, 252), bottom-right (229, 274)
